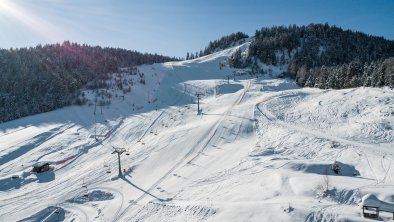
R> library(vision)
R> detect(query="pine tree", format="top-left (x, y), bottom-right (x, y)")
top-left (317, 65), bottom-right (328, 88)
top-left (229, 48), bottom-right (242, 68)
top-left (296, 65), bottom-right (308, 86)
top-left (383, 57), bottom-right (394, 88)
top-left (304, 75), bottom-right (315, 87)
top-left (361, 63), bottom-right (370, 87)
top-left (326, 67), bottom-right (336, 89)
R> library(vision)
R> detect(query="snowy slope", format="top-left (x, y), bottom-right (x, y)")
top-left (1, 43), bottom-right (394, 222)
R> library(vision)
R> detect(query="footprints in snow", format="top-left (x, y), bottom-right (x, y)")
top-left (173, 173), bottom-right (183, 179)
top-left (156, 187), bottom-right (165, 192)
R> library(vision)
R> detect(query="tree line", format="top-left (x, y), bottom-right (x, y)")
top-left (301, 57), bottom-right (394, 89)
top-left (0, 41), bottom-right (177, 123)
top-left (225, 23), bottom-right (394, 88)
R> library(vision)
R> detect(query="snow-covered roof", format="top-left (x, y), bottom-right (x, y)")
top-left (362, 194), bottom-right (394, 212)
top-left (32, 162), bottom-right (50, 168)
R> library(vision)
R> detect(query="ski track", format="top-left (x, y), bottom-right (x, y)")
top-left (62, 204), bottom-right (90, 222)
top-left (0, 123), bottom-right (75, 167)
top-left (89, 186), bottom-right (125, 221)
top-left (257, 93), bottom-right (391, 157)
top-left (255, 92), bottom-right (392, 184)
top-left (114, 81), bottom-right (250, 221)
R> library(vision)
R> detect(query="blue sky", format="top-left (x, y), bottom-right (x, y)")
top-left (0, 0), bottom-right (393, 57)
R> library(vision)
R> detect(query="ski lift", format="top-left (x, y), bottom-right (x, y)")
top-left (105, 163), bottom-right (111, 173)
top-left (83, 186), bottom-right (89, 198)
top-left (82, 178), bottom-right (87, 188)
top-left (103, 160), bottom-right (109, 168)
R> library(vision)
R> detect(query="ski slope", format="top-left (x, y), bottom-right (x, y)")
top-left (0, 43), bottom-right (394, 221)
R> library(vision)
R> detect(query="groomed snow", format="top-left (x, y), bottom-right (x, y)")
top-left (0, 43), bottom-right (393, 221)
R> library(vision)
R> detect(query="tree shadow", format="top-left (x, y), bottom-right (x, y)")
top-left (0, 170), bottom-right (55, 191)
top-left (19, 206), bottom-right (65, 222)
top-left (0, 127), bottom-right (64, 166)
top-left (288, 162), bottom-right (360, 177)
top-left (0, 177), bottom-right (23, 191)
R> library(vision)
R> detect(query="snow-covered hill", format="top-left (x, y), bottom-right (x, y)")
top-left (0, 43), bottom-right (393, 222)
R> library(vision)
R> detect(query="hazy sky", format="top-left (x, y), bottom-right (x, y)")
top-left (0, 0), bottom-right (393, 57)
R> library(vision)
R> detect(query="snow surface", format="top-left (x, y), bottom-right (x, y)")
top-left (0, 43), bottom-right (394, 221)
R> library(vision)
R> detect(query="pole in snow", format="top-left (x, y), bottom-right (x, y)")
top-left (94, 102), bottom-right (97, 140)
top-left (196, 93), bottom-right (203, 115)
top-left (94, 101), bottom-right (105, 141)
top-left (111, 146), bottom-right (126, 176)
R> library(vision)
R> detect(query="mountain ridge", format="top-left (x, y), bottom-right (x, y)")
top-left (1, 23), bottom-right (393, 123)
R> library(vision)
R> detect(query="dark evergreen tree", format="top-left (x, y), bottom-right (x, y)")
top-left (199, 50), bottom-right (203, 57)
top-left (228, 48), bottom-right (242, 68)
top-left (383, 57), bottom-right (394, 88)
